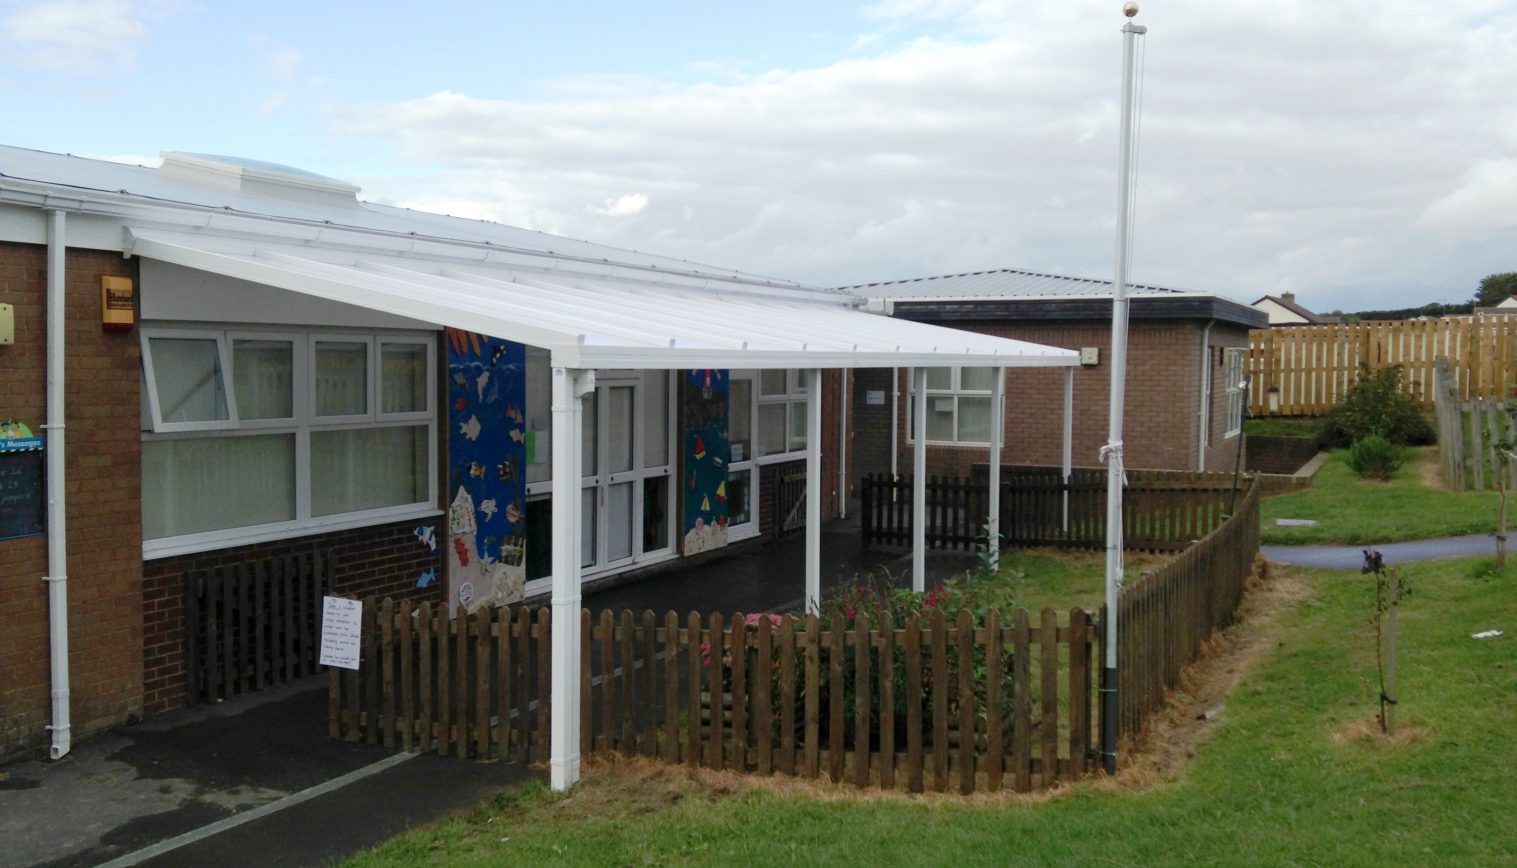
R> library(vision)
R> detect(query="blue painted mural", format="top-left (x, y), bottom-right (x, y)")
top-left (682, 369), bottom-right (730, 555)
top-left (445, 329), bottom-right (527, 609)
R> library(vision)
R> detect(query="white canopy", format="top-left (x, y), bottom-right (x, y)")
top-left (126, 228), bottom-right (1078, 371)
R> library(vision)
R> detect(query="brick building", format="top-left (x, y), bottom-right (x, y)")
top-left (845, 269), bottom-right (1266, 486)
top-left (0, 147), bottom-right (1072, 762)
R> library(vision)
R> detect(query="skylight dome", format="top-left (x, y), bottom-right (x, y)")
top-left (157, 151), bottom-right (361, 206)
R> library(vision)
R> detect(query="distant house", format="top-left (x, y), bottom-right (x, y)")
top-left (844, 268), bottom-right (1267, 486)
top-left (1250, 292), bottom-right (1338, 326)
top-left (1473, 295), bottom-right (1517, 316)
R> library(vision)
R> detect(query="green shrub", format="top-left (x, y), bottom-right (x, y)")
top-left (1347, 434), bottom-right (1406, 480)
top-left (1320, 365), bottom-right (1435, 448)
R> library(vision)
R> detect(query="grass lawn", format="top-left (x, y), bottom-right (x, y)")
top-left (1244, 416), bottom-right (1321, 439)
top-left (345, 556), bottom-right (1517, 866)
top-left (1261, 446), bottom-right (1501, 545)
top-left (985, 548), bottom-right (1166, 612)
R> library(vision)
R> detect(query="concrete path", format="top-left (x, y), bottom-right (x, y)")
top-left (0, 682), bottom-right (531, 868)
top-left (1262, 533), bottom-right (1499, 570)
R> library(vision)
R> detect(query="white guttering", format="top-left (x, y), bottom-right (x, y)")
top-left (1197, 320), bottom-right (1214, 471)
top-left (44, 208), bottom-right (71, 759)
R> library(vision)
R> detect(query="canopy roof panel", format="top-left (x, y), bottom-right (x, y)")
top-left (128, 228), bottom-right (1078, 371)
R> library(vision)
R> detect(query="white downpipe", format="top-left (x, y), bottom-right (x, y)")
top-left (1197, 320), bottom-right (1214, 472)
top-left (1062, 367), bottom-right (1074, 533)
top-left (987, 367), bottom-right (1005, 571)
top-left (805, 369), bottom-right (823, 614)
top-left (45, 208), bottom-right (71, 760)
top-left (549, 364), bottom-right (589, 791)
top-left (838, 370), bottom-right (847, 520)
top-left (890, 368), bottom-right (899, 499)
top-left (911, 367), bottom-right (927, 592)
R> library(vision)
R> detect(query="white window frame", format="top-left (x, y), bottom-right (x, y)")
top-left (141, 326), bottom-right (438, 559)
top-left (906, 366), bottom-right (997, 446)
top-left (140, 327), bottom-right (239, 433)
top-left (727, 372), bottom-right (760, 543)
top-left (1224, 348), bottom-right (1245, 438)
top-left (755, 368), bottom-right (810, 462)
top-left (310, 334), bottom-right (375, 425)
top-left (230, 331), bottom-right (304, 429)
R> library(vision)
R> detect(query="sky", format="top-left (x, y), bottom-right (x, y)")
top-left (3, 0), bottom-right (1515, 311)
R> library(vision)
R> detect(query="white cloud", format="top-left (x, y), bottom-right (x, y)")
top-left (1, 0), bottom-right (155, 70)
top-left (337, 0), bottom-right (1517, 310)
top-left (589, 193), bottom-right (649, 218)
top-left (1420, 159), bottom-right (1517, 231)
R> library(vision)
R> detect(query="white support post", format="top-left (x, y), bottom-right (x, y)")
top-left (549, 364), bottom-right (590, 791)
top-left (838, 370), bottom-right (848, 519)
top-left (805, 368), bottom-right (823, 614)
top-left (1062, 366), bottom-right (1074, 533)
top-left (912, 367), bottom-right (928, 592)
top-left (890, 367), bottom-right (900, 500)
top-left (987, 367), bottom-right (1005, 571)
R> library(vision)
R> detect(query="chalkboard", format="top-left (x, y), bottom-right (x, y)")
top-left (0, 450), bottom-right (45, 540)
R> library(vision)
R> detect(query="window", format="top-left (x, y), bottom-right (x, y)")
top-left (1224, 348), bottom-right (1246, 438)
top-left (909, 367), bottom-right (998, 445)
top-left (140, 327), bottom-right (436, 556)
top-left (757, 369), bottom-right (808, 457)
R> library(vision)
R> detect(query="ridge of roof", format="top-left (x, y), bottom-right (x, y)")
top-left (839, 267), bottom-right (1200, 299)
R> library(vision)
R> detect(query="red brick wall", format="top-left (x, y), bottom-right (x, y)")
top-left (848, 320), bottom-right (1244, 485)
top-left (141, 519), bottom-right (443, 714)
top-left (0, 242), bottom-right (142, 759)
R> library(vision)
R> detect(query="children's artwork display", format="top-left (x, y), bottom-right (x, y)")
top-left (682, 369), bottom-right (730, 555)
top-left (446, 329), bottom-right (527, 610)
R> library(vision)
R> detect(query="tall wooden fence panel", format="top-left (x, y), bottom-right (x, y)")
top-left (185, 551), bottom-right (330, 705)
top-left (861, 468), bottom-right (1241, 554)
top-left (1432, 355), bottom-right (1517, 491)
top-left (1112, 478), bottom-right (1260, 738)
top-left (1248, 317), bottom-right (1517, 416)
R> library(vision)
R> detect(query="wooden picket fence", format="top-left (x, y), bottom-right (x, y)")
top-left (327, 600), bottom-right (552, 763)
top-left (1247, 317), bottom-right (1517, 416)
top-left (860, 467), bottom-right (1243, 554)
top-left (329, 479), bottom-right (1263, 792)
top-left (1432, 356), bottom-right (1517, 491)
top-left (185, 551), bottom-right (331, 705)
top-left (1115, 476), bottom-right (1260, 737)
top-left (331, 604), bottom-right (1097, 793)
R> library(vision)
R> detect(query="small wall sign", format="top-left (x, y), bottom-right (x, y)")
top-left (318, 596), bottom-right (363, 670)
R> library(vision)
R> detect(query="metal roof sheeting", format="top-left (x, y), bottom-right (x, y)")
top-left (844, 268), bottom-right (1210, 301)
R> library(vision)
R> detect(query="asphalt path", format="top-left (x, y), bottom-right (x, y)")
top-left (1262, 533), bottom-right (1499, 569)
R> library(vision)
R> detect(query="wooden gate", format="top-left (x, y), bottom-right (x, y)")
top-left (185, 551), bottom-right (331, 704)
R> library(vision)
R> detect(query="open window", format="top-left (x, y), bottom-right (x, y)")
top-left (141, 329), bottom-right (237, 432)
top-left (141, 327), bottom-right (437, 558)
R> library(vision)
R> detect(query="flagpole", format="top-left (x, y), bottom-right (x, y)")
top-left (1101, 1), bottom-right (1146, 777)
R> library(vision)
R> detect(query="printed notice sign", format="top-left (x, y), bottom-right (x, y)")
top-left (319, 596), bottom-right (363, 670)
top-left (866, 390), bottom-right (886, 406)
